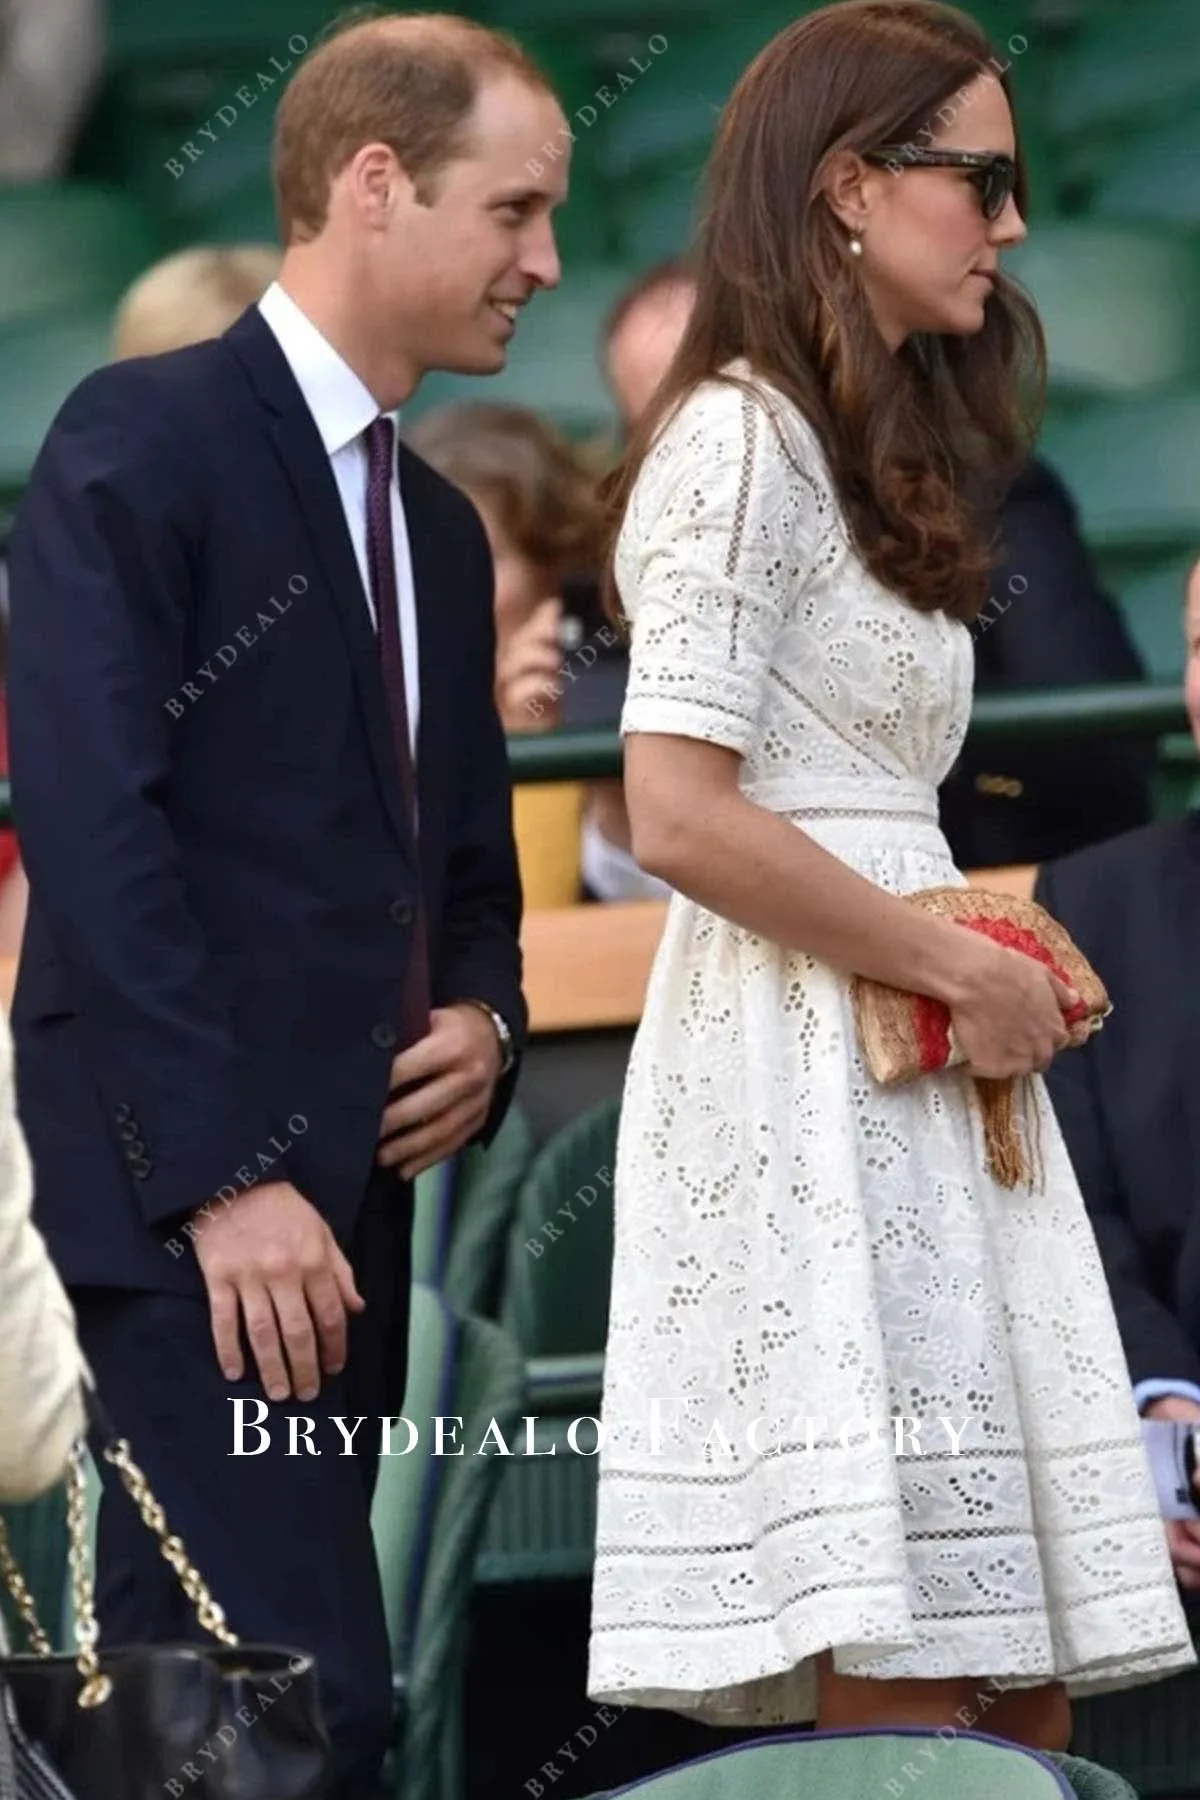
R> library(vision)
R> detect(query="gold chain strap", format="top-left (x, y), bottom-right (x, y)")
top-left (99, 1436), bottom-right (239, 1651)
top-left (0, 1434), bottom-right (239, 1712)
top-left (0, 1516), bottom-right (53, 1658)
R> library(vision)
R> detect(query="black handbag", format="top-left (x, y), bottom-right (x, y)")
top-left (0, 1391), bottom-right (330, 1799)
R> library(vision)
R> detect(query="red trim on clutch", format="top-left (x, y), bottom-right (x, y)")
top-left (912, 913), bottom-right (1087, 1073)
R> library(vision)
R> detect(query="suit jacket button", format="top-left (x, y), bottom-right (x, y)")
top-left (371, 1022), bottom-right (397, 1050)
top-left (131, 1158), bottom-right (152, 1179)
top-left (388, 900), bottom-right (414, 927)
top-left (119, 1122), bottom-right (139, 1143)
top-left (116, 1103), bottom-right (133, 1124)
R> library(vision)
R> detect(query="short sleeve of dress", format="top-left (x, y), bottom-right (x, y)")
top-left (617, 377), bottom-right (827, 755)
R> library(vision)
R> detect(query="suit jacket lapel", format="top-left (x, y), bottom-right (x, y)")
top-left (223, 308), bottom-right (412, 856)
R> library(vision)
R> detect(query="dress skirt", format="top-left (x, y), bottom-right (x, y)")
top-left (587, 803), bottom-right (1195, 1725)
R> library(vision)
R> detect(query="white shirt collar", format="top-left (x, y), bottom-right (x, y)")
top-left (257, 281), bottom-right (400, 458)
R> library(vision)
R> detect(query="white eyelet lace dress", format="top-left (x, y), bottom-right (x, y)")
top-left (586, 361), bottom-right (1195, 1724)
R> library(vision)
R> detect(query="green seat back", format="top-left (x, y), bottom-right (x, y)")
top-left (576, 1730), bottom-right (1083, 1799)
top-left (1039, 392), bottom-right (1200, 559)
top-left (371, 1283), bottom-right (457, 1684)
top-left (0, 185), bottom-right (162, 332)
top-left (0, 307), bottom-right (114, 494)
top-left (501, 1095), bottom-right (618, 1358)
top-left (444, 1102), bottom-right (535, 1316)
top-left (1117, 555), bottom-right (1193, 681)
top-left (1006, 226), bottom-right (1200, 399)
top-left (1047, 0), bottom-right (1200, 144)
top-left (403, 1308), bottom-right (525, 1800)
top-left (0, 1488), bottom-right (68, 1653)
top-left (107, 0), bottom-right (332, 60)
top-left (411, 1103), bottom-right (534, 1313)
top-left (1091, 110), bottom-right (1200, 232)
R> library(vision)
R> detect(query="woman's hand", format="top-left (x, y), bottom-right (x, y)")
top-left (938, 926), bottom-right (1078, 1080)
top-left (495, 597), bottom-right (564, 734)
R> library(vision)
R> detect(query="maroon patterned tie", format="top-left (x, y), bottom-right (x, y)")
top-left (364, 415), bottom-right (431, 1046)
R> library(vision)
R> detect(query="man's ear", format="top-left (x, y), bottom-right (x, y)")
top-left (343, 141), bottom-right (411, 224)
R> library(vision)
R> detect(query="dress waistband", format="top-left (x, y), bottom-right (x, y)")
top-left (741, 772), bottom-right (940, 823)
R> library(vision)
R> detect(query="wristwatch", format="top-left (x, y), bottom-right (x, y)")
top-left (459, 999), bottom-right (515, 1076)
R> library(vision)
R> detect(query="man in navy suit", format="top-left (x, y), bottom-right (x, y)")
top-left (6, 14), bottom-right (570, 1795)
top-left (1037, 557), bottom-right (1200, 1598)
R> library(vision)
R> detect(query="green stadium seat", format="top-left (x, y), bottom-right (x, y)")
top-left (372, 1284), bottom-right (525, 1800)
top-left (572, 1732), bottom-right (1137, 1800)
top-left (0, 307), bottom-right (114, 498)
top-left (595, 20), bottom-right (778, 181)
top-left (106, 0), bottom-right (334, 61)
top-left (477, 1096), bottom-right (618, 1583)
top-left (1116, 554), bottom-right (1193, 681)
top-left (0, 1487), bottom-right (68, 1653)
top-left (614, 164), bottom-right (702, 262)
top-left (1090, 110), bottom-right (1200, 232)
top-left (183, 176), bottom-right (280, 247)
top-left (1005, 226), bottom-right (1200, 399)
top-left (0, 184), bottom-right (162, 331)
top-left (411, 1103), bottom-right (535, 1316)
top-left (1047, 0), bottom-right (1200, 141)
top-left (1039, 392), bottom-right (1200, 560)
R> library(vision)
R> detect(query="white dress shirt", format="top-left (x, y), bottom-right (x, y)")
top-left (257, 281), bottom-right (420, 757)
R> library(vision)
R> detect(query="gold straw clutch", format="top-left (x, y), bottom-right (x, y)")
top-left (850, 887), bottom-right (1111, 1189)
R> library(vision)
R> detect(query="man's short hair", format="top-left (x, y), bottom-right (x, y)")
top-left (273, 10), bottom-right (554, 243)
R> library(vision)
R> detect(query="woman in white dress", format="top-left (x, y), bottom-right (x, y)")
top-left (586, 0), bottom-right (1195, 1752)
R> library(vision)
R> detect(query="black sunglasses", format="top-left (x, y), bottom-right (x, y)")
top-left (862, 146), bottom-right (1017, 221)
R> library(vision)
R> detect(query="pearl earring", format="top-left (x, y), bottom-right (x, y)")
top-left (849, 232), bottom-right (863, 257)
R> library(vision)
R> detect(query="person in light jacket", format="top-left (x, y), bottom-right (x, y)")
top-left (0, 1002), bottom-right (84, 1503)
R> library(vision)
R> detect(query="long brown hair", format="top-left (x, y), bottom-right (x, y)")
top-left (603, 0), bottom-right (1045, 628)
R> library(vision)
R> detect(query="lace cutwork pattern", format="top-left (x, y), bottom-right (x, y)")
top-left (587, 362), bottom-right (1194, 1724)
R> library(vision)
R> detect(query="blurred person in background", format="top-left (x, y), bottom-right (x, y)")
top-left (0, 995), bottom-right (85, 1513)
top-left (407, 398), bottom-right (607, 908)
top-left (111, 243), bottom-right (282, 360)
top-left (600, 256), bottom-right (1153, 879)
top-left (0, 0), bottom-right (103, 179)
top-left (0, 247), bottom-right (283, 967)
top-left (6, 14), bottom-right (562, 1793)
top-left (1037, 554), bottom-right (1200, 1597)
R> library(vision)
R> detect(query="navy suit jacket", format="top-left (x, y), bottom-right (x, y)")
top-left (1036, 812), bottom-right (1200, 1392)
top-left (940, 456), bottom-right (1154, 868)
top-left (6, 306), bottom-right (526, 1295)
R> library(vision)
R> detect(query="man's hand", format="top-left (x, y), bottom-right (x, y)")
top-left (192, 1180), bottom-right (365, 1403)
top-left (1144, 1394), bottom-right (1200, 1591)
top-left (376, 1004), bottom-right (502, 1180)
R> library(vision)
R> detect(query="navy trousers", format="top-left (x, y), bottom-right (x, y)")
top-left (73, 1172), bottom-right (412, 1800)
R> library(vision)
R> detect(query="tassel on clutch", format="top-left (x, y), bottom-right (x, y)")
top-left (850, 887), bottom-right (1111, 1191)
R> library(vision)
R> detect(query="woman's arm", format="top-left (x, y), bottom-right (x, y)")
top-left (0, 1009), bottom-right (85, 1501)
top-left (627, 733), bottom-right (984, 1002)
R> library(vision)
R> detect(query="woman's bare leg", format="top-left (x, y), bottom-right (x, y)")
top-left (816, 1653), bottom-right (1071, 1752)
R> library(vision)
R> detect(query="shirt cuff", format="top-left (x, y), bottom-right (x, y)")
top-left (579, 813), bottom-right (673, 903)
top-left (1133, 1378), bottom-right (1200, 1414)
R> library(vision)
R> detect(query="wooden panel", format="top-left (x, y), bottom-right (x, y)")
top-left (520, 901), bottom-right (666, 1033)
